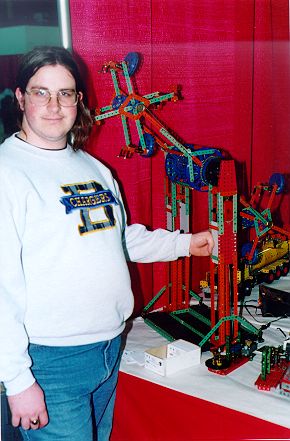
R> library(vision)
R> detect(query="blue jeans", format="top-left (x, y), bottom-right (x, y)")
top-left (20, 335), bottom-right (121, 441)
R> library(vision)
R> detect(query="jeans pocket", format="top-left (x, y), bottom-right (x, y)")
top-left (102, 336), bottom-right (121, 382)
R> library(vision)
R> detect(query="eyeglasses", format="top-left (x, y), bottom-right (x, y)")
top-left (25, 88), bottom-right (81, 107)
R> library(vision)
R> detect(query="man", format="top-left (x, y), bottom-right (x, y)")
top-left (0, 46), bottom-right (214, 441)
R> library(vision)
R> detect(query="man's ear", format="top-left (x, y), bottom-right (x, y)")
top-left (15, 88), bottom-right (25, 111)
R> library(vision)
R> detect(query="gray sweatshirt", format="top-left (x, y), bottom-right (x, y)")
top-left (0, 134), bottom-right (191, 395)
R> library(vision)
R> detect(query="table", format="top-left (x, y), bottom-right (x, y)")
top-left (111, 280), bottom-right (290, 441)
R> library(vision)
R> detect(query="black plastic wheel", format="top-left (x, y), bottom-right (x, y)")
top-left (264, 270), bottom-right (275, 284)
top-left (275, 267), bottom-right (282, 280)
top-left (282, 262), bottom-right (289, 276)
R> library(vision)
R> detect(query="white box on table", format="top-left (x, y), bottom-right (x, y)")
top-left (144, 339), bottom-right (200, 376)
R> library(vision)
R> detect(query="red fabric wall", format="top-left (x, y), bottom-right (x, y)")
top-left (69, 0), bottom-right (290, 312)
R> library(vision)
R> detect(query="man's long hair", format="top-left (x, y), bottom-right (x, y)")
top-left (16, 46), bottom-right (93, 150)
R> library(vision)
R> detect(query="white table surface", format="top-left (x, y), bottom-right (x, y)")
top-left (120, 278), bottom-right (290, 429)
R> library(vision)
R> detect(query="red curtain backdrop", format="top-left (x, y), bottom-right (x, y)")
top-left (69, 0), bottom-right (290, 312)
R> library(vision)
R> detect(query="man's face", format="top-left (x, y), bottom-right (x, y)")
top-left (16, 64), bottom-right (79, 150)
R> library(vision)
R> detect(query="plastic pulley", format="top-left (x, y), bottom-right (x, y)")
top-left (112, 94), bottom-right (127, 110)
top-left (165, 151), bottom-right (179, 183)
top-left (185, 161), bottom-right (205, 191)
top-left (201, 155), bottom-right (222, 187)
top-left (124, 52), bottom-right (140, 76)
top-left (180, 144), bottom-right (204, 191)
top-left (241, 208), bottom-right (255, 228)
top-left (241, 242), bottom-right (259, 264)
top-left (269, 173), bottom-right (285, 194)
top-left (140, 133), bottom-right (155, 157)
top-left (184, 147), bottom-right (222, 191)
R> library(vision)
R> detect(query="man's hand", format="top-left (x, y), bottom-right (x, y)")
top-left (7, 382), bottom-right (48, 430)
top-left (189, 230), bottom-right (214, 256)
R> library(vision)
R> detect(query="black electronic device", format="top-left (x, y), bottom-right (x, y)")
top-left (259, 284), bottom-right (290, 317)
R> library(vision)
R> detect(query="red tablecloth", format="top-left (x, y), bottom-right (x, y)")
top-left (111, 372), bottom-right (290, 441)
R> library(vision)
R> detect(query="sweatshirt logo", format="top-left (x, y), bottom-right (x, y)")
top-left (60, 180), bottom-right (117, 235)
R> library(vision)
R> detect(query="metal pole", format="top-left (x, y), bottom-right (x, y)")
top-left (56, 0), bottom-right (72, 50)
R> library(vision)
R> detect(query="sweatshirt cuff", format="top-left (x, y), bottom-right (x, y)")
top-left (4, 369), bottom-right (35, 396)
top-left (175, 233), bottom-right (191, 257)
